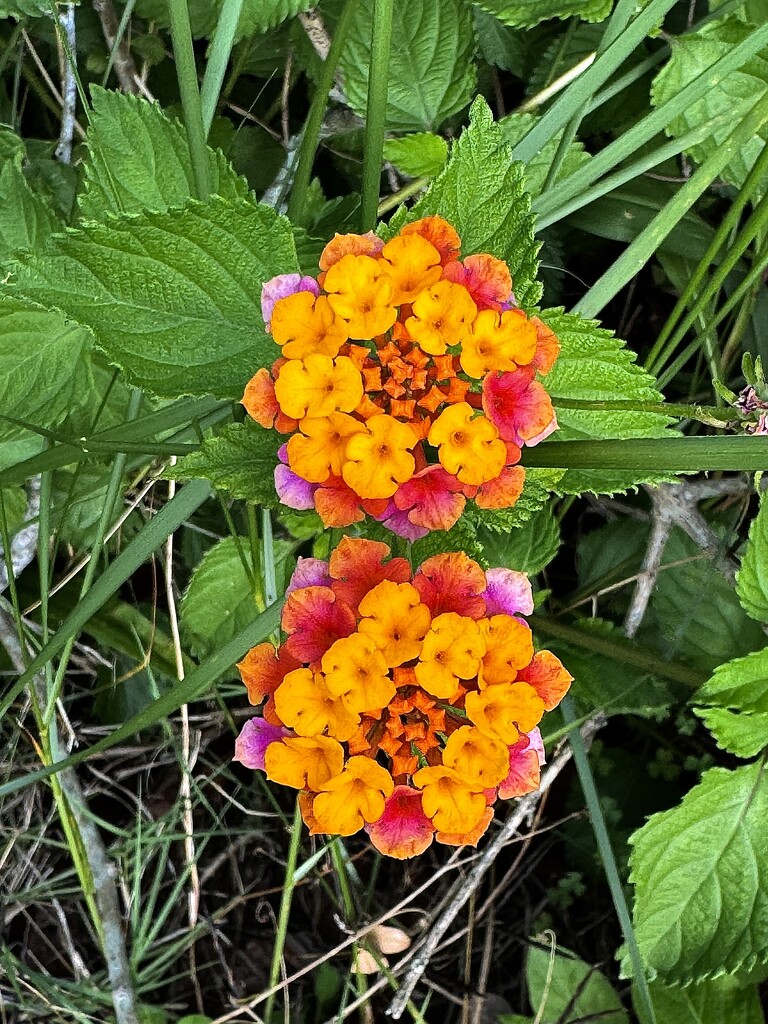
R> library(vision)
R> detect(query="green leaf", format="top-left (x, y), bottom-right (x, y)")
top-left (342, 0), bottom-right (476, 132)
top-left (472, 7), bottom-right (527, 72)
top-left (526, 942), bottom-right (629, 1023)
top-left (411, 519), bottom-right (484, 566)
top-left (476, 503), bottom-right (561, 576)
top-left (134, 0), bottom-right (308, 39)
top-left (651, 18), bottom-right (768, 194)
top-left (736, 496), bottom-right (768, 622)
top-left (692, 648), bottom-right (768, 759)
top-left (0, 129), bottom-right (58, 256)
top-left (181, 536), bottom-right (261, 660)
top-left (645, 528), bottom-right (765, 675)
top-left (383, 134), bottom-right (448, 178)
top-left (0, 486), bottom-right (28, 538)
top-left (410, 97), bottom-right (542, 307)
top-left (169, 421), bottom-right (281, 506)
top-left (539, 308), bottom-right (673, 494)
top-left (0, 296), bottom-right (93, 440)
top-left (78, 87), bottom-right (249, 220)
top-left (635, 975), bottom-right (764, 1024)
top-left (0, 0), bottom-right (78, 16)
top-left (465, 468), bottom-right (564, 538)
top-left (472, 0), bottom-right (611, 31)
top-left (7, 197), bottom-right (297, 399)
top-left (627, 761), bottom-right (768, 985)
top-left (527, 24), bottom-right (603, 97)
top-left (498, 113), bottom-right (590, 199)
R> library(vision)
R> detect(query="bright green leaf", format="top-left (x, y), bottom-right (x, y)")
top-left (78, 87), bottom-right (249, 219)
top-left (0, 0), bottom-right (78, 16)
top-left (736, 496), bottom-right (768, 622)
top-left (133, 0), bottom-right (308, 39)
top-left (342, 0), bottom-right (477, 132)
top-left (539, 308), bottom-right (673, 494)
top-left (472, 0), bottom-right (611, 31)
top-left (7, 197), bottom-right (297, 399)
top-left (476, 503), bottom-right (561, 576)
top-left (409, 97), bottom-right (542, 307)
top-left (169, 421), bottom-right (282, 506)
top-left (383, 133), bottom-right (448, 178)
top-left (651, 18), bottom-right (768, 194)
top-left (692, 648), bottom-right (768, 759)
top-left (472, 7), bottom-right (527, 72)
top-left (526, 942), bottom-right (629, 1023)
top-left (466, 468), bottom-right (564, 539)
top-left (627, 760), bottom-right (768, 985)
top-left (527, 24), bottom-right (603, 97)
top-left (499, 113), bottom-right (590, 198)
top-left (0, 129), bottom-right (58, 256)
top-left (635, 975), bottom-right (764, 1024)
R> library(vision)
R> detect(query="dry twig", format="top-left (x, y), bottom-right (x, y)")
top-left (92, 0), bottom-right (141, 94)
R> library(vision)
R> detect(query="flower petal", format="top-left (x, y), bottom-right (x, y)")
top-left (413, 552), bottom-right (487, 619)
top-left (281, 586), bottom-right (357, 663)
top-left (366, 785), bottom-right (435, 859)
top-left (233, 718), bottom-right (292, 770)
top-left (482, 567), bottom-right (534, 618)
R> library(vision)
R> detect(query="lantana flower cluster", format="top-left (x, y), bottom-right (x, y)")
top-left (233, 538), bottom-right (572, 858)
top-left (243, 217), bottom-right (560, 540)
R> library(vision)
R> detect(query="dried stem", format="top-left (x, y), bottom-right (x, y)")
top-left (92, 0), bottom-right (140, 94)
top-left (54, 4), bottom-right (78, 164)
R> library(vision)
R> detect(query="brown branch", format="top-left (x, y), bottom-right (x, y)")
top-left (92, 0), bottom-right (140, 94)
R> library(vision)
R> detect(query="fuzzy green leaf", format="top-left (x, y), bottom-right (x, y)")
top-left (342, 0), bottom-right (476, 132)
top-left (526, 943), bottom-right (629, 1024)
top-left (0, 296), bottom-right (93, 440)
top-left (692, 648), bottom-right (768, 759)
top-left (169, 422), bottom-right (281, 506)
top-left (635, 975), bottom-right (764, 1024)
top-left (736, 496), bottom-right (768, 622)
top-left (7, 197), bottom-right (297, 399)
top-left (410, 97), bottom-right (542, 307)
top-left (411, 519), bottom-right (484, 565)
top-left (0, 130), bottom-right (58, 256)
top-left (465, 468), bottom-right (564, 541)
top-left (383, 134), bottom-right (448, 178)
top-left (181, 537), bottom-right (261, 660)
top-left (539, 308), bottom-right (673, 494)
top-left (499, 113), bottom-right (590, 198)
top-left (627, 761), bottom-right (768, 985)
top-left (133, 0), bottom-right (309, 39)
top-left (651, 18), bottom-right (768, 194)
top-left (476, 503), bottom-right (561, 576)
top-left (472, 0), bottom-right (611, 31)
top-left (0, 0), bottom-right (78, 15)
top-left (78, 88), bottom-right (249, 220)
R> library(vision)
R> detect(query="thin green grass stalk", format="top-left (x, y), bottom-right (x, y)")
top-left (360, 0), bottom-right (394, 231)
top-left (264, 799), bottom-right (303, 1024)
top-left (167, 0), bottom-right (211, 199)
top-left (101, 0), bottom-right (138, 87)
top-left (48, 1), bottom-right (92, 131)
top-left (288, 0), bottom-right (359, 225)
top-left (522, 436), bottom-right (768, 471)
top-left (513, 0), bottom-right (677, 165)
top-left (330, 839), bottom-right (369, 1012)
top-left (533, 21), bottom-right (768, 217)
top-left (648, 156), bottom-right (768, 378)
top-left (573, 92), bottom-right (768, 318)
top-left (560, 695), bottom-right (656, 1024)
top-left (200, 0), bottom-right (245, 136)
top-left (261, 508), bottom-right (277, 607)
top-left (553, 398), bottom-right (734, 422)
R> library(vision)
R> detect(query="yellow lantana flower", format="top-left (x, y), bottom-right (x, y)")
top-left (270, 292), bottom-right (349, 359)
top-left (358, 580), bottom-right (431, 667)
top-left (324, 254), bottom-right (397, 339)
top-left (464, 681), bottom-right (545, 745)
top-left (342, 415), bottom-right (417, 498)
top-left (380, 234), bottom-right (442, 305)
top-left (274, 354), bottom-right (363, 420)
top-left (264, 735), bottom-right (344, 790)
top-left (428, 403), bottom-right (506, 485)
top-left (312, 756), bottom-right (395, 835)
top-left (460, 308), bottom-right (538, 379)
top-left (412, 765), bottom-right (488, 834)
top-left (274, 668), bottom-right (359, 742)
top-left (321, 634), bottom-right (396, 714)
top-left (414, 612), bottom-right (486, 699)
top-left (286, 413), bottom-right (366, 483)
top-left (479, 614), bottom-right (535, 686)
top-left (442, 726), bottom-right (509, 788)
top-left (405, 280), bottom-right (477, 355)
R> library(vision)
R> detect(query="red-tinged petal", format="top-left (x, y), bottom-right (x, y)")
top-left (237, 643), bottom-right (300, 705)
top-left (328, 536), bottom-right (410, 610)
top-left (435, 807), bottom-right (494, 847)
top-left (298, 790), bottom-right (324, 834)
top-left (400, 216), bottom-right (461, 267)
top-left (242, 368), bottom-right (279, 428)
top-left (281, 586), bottom-right (356, 663)
top-left (366, 785), bottom-right (435, 859)
top-left (482, 567), bottom-right (534, 618)
top-left (443, 254), bottom-right (512, 311)
top-left (233, 718), bottom-right (292, 770)
top-left (286, 556), bottom-right (332, 595)
top-left (413, 552), bottom-right (487, 619)
top-left (474, 466), bottom-right (526, 510)
top-left (393, 465), bottom-right (466, 531)
top-left (531, 316), bottom-right (560, 375)
top-left (517, 650), bottom-right (573, 711)
top-left (497, 734), bottom-right (541, 799)
top-left (526, 411), bottom-right (558, 447)
top-left (314, 478), bottom-right (366, 528)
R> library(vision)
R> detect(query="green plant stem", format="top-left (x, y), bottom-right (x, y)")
top-left (522, 436), bottom-right (768, 470)
top-left (554, 398), bottom-right (736, 423)
top-left (200, 0), bottom-right (245, 136)
top-left (263, 799), bottom-right (303, 1024)
top-left (261, 508), bottom-right (277, 607)
top-left (167, 0), bottom-right (211, 199)
top-left (360, 0), bottom-right (394, 231)
top-left (287, 0), bottom-right (358, 224)
top-left (560, 694), bottom-right (657, 1024)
